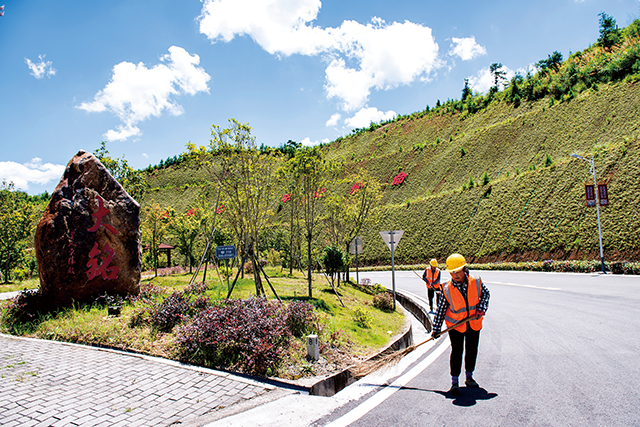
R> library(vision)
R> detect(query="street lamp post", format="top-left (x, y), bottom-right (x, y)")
top-left (571, 154), bottom-right (606, 274)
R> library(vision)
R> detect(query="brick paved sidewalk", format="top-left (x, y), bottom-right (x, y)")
top-left (0, 334), bottom-right (278, 427)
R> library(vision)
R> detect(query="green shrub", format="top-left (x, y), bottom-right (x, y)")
top-left (373, 292), bottom-right (394, 311)
top-left (352, 307), bottom-right (373, 328)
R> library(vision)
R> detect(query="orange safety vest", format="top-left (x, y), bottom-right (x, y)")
top-left (442, 276), bottom-right (484, 333)
top-left (425, 267), bottom-right (442, 291)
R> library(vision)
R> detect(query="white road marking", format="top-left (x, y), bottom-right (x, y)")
top-left (485, 281), bottom-right (560, 291)
top-left (325, 339), bottom-right (450, 427)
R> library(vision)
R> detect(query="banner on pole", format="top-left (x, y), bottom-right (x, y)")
top-left (584, 184), bottom-right (596, 207)
top-left (598, 183), bottom-right (609, 206)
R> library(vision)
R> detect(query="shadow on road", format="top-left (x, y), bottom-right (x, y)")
top-left (399, 385), bottom-right (498, 407)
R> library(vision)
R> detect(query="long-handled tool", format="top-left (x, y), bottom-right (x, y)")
top-left (353, 315), bottom-right (477, 378)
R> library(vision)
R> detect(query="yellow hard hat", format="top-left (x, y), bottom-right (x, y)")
top-left (430, 259), bottom-right (438, 267)
top-left (446, 253), bottom-right (467, 272)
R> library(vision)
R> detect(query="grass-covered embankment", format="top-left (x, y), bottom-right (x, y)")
top-left (0, 268), bottom-right (404, 379)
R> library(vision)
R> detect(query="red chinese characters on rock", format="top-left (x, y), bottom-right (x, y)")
top-left (86, 242), bottom-right (118, 280)
top-left (86, 195), bottom-right (119, 281)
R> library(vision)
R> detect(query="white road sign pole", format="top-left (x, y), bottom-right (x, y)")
top-left (390, 232), bottom-right (396, 310)
top-left (379, 230), bottom-right (403, 311)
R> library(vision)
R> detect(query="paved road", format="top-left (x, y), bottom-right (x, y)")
top-left (315, 269), bottom-right (640, 426)
top-left (2, 270), bottom-right (639, 426)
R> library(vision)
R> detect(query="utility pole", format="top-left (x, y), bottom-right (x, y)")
top-left (571, 154), bottom-right (606, 274)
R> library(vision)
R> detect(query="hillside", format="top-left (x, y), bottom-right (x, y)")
top-left (321, 82), bottom-right (640, 264)
top-left (141, 22), bottom-right (640, 265)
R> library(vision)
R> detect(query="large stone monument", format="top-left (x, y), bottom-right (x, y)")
top-left (35, 150), bottom-right (141, 307)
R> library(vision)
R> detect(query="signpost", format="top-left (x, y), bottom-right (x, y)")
top-left (215, 245), bottom-right (237, 290)
top-left (350, 236), bottom-right (364, 285)
top-left (379, 230), bottom-right (404, 310)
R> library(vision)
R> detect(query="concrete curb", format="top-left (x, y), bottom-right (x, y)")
top-left (307, 288), bottom-right (431, 397)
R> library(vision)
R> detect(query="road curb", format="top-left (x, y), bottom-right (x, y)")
top-left (307, 288), bottom-right (432, 397)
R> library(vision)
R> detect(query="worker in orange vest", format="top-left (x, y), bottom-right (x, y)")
top-left (431, 253), bottom-right (490, 396)
top-left (422, 258), bottom-right (442, 314)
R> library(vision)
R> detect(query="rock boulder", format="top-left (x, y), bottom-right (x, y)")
top-left (35, 150), bottom-right (141, 307)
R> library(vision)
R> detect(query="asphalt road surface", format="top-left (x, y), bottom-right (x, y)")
top-left (319, 269), bottom-right (640, 427)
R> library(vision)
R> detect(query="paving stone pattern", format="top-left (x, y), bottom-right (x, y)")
top-left (0, 335), bottom-right (276, 426)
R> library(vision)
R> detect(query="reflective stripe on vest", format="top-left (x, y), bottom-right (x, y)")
top-left (443, 276), bottom-right (483, 333)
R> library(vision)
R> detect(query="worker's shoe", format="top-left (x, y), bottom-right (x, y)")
top-left (449, 383), bottom-right (460, 396)
top-left (465, 378), bottom-right (479, 388)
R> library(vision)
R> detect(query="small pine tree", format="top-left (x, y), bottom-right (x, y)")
top-left (598, 12), bottom-right (621, 49)
top-left (481, 171), bottom-right (490, 185)
top-left (461, 78), bottom-right (472, 101)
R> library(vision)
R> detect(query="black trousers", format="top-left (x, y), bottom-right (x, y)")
top-left (448, 328), bottom-right (481, 377)
top-left (427, 289), bottom-right (442, 309)
top-left (427, 288), bottom-right (435, 309)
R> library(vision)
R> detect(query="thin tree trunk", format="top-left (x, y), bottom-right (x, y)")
top-left (307, 235), bottom-right (312, 298)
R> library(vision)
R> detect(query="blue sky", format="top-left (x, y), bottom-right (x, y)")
top-left (1, 0), bottom-right (639, 195)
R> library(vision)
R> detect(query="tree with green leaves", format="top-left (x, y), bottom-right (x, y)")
top-left (278, 163), bottom-right (303, 276)
top-left (536, 51), bottom-right (563, 75)
top-left (93, 141), bottom-right (148, 201)
top-left (286, 146), bottom-right (331, 297)
top-left (209, 119), bottom-right (278, 297)
top-left (168, 207), bottom-right (204, 274)
top-left (598, 12), bottom-right (621, 49)
top-left (141, 201), bottom-right (172, 277)
top-left (0, 181), bottom-right (36, 283)
top-left (322, 245), bottom-right (345, 288)
top-left (323, 169), bottom-right (381, 278)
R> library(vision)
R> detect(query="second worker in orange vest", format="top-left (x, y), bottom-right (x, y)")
top-left (431, 253), bottom-right (490, 396)
top-left (422, 258), bottom-right (442, 313)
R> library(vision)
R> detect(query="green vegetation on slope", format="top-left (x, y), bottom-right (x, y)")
top-left (140, 16), bottom-right (640, 265)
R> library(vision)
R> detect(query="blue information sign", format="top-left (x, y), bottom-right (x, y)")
top-left (215, 245), bottom-right (237, 260)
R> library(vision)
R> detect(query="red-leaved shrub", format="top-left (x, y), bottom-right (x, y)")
top-left (175, 297), bottom-right (291, 375)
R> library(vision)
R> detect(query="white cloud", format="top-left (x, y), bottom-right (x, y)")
top-left (325, 112), bottom-right (341, 127)
top-left (104, 124), bottom-right (142, 142)
top-left (344, 106), bottom-right (396, 129)
top-left (0, 158), bottom-right (65, 191)
top-left (77, 46), bottom-right (210, 142)
top-left (142, 153), bottom-right (149, 159)
top-left (300, 137), bottom-right (329, 146)
top-left (198, 1), bottom-right (441, 111)
top-left (25, 55), bottom-right (57, 79)
top-left (325, 18), bottom-right (441, 111)
top-left (449, 37), bottom-right (486, 61)
top-left (198, 0), bottom-right (334, 56)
